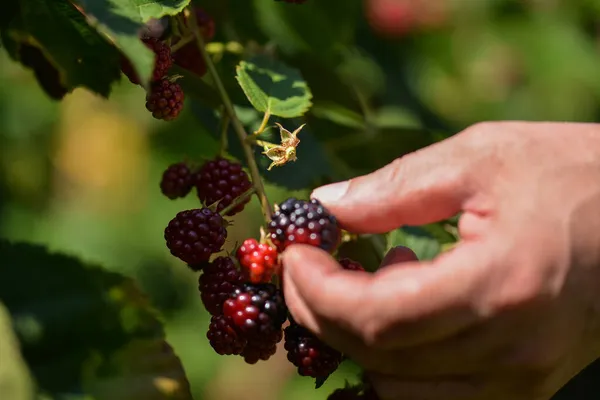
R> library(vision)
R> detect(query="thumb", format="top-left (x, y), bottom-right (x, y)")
top-left (312, 136), bottom-right (476, 233)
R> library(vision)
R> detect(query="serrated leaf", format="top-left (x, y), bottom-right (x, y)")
top-left (75, 0), bottom-right (191, 87)
top-left (386, 226), bottom-right (443, 261)
top-left (0, 240), bottom-right (192, 400)
top-left (1, 0), bottom-right (121, 98)
top-left (236, 55), bottom-right (313, 118)
top-left (0, 303), bottom-right (36, 400)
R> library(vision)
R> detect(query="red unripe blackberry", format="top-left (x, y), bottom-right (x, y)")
top-left (198, 256), bottom-right (243, 316)
top-left (241, 329), bottom-right (283, 364)
top-left (284, 321), bottom-right (343, 378)
top-left (207, 315), bottom-right (247, 356)
top-left (160, 162), bottom-right (194, 200)
top-left (195, 157), bottom-right (253, 216)
top-left (122, 37), bottom-right (173, 85)
top-left (223, 283), bottom-right (287, 339)
top-left (194, 7), bottom-right (216, 42)
top-left (164, 208), bottom-right (227, 266)
top-left (338, 258), bottom-right (365, 272)
top-left (236, 239), bottom-right (279, 284)
top-left (268, 198), bottom-right (341, 253)
top-left (146, 78), bottom-right (185, 121)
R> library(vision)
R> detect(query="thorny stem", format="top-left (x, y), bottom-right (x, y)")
top-left (187, 7), bottom-right (273, 221)
top-left (219, 187), bottom-right (256, 216)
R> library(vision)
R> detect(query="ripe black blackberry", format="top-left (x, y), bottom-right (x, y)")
top-left (284, 321), bottom-right (343, 378)
top-left (222, 283), bottom-right (287, 338)
top-left (268, 198), bottom-right (341, 253)
top-left (164, 208), bottom-right (227, 266)
top-left (195, 157), bottom-right (253, 216)
top-left (339, 258), bottom-right (366, 272)
top-left (122, 37), bottom-right (173, 85)
top-left (241, 329), bottom-right (283, 364)
top-left (207, 315), bottom-right (247, 356)
top-left (198, 256), bottom-right (243, 316)
top-left (160, 162), bottom-right (194, 200)
top-left (145, 78), bottom-right (185, 121)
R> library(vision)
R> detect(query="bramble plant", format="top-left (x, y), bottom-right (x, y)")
top-left (0, 0), bottom-right (485, 398)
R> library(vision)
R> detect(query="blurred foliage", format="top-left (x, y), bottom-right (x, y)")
top-left (1, 0), bottom-right (600, 399)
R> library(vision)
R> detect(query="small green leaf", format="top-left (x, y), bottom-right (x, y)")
top-left (236, 55), bottom-right (313, 118)
top-left (75, 0), bottom-right (191, 87)
top-left (0, 240), bottom-right (192, 400)
top-left (386, 226), bottom-right (443, 261)
top-left (0, 303), bottom-right (36, 400)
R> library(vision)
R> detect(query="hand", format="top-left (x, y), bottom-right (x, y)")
top-left (281, 122), bottom-right (600, 400)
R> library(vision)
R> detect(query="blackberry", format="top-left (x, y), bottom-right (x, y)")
top-left (199, 256), bottom-right (243, 316)
top-left (268, 198), bottom-right (341, 253)
top-left (122, 37), bottom-right (173, 85)
top-left (145, 78), bottom-right (185, 121)
top-left (160, 162), bottom-right (194, 200)
top-left (195, 157), bottom-right (252, 216)
top-left (338, 258), bottom-right (365, 272)
top-left (241, 329), bottom-right (283, 364)
top-left (284, 321), bottom-right (343, 378)
top-left (236, 238), bottom-right (279, 284)
top-left (194, 7), bottom-right (216, 42)
top-left (172, 41), bottom-right (207, 77)
top-left (223, 283), bottom-right (287, 338)
top-left (328, 387), bottom-right (362, 400)
top-left (207, 315), bottom-right (247, 356)
top-left (164, 208), bottom-right (227, 266)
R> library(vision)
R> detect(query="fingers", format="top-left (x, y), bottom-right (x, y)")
top-left (311, 135), bottom-right (476, 233)
top-left (282, 240), bottom-right (493, 355)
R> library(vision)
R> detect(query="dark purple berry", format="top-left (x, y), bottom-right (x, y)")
top-left (199, 256), bottom-right (243, 316)
top-left (145, 78), bottom-right (185, 121)
top-left (207, 315), bottom-right (247, 356)
top-left (160, 162), bottom-right (194, 200)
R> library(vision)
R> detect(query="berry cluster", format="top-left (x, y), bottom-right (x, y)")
top-left (161, 160), bottom-right (382, 396)
top-left (119, 6), bottom-right (216, 121)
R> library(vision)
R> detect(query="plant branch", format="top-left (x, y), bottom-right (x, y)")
top-left (219, 187), bottom-right (256, 216)
top-left (219, 107), bottom-right (230, 157)
top-left (253, 110), bottom-right (271, 136)
top-left (188, 7), bottom-right (272, 221)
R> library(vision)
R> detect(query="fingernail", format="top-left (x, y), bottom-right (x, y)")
top-left (311, 181), bottom-right (350, 204)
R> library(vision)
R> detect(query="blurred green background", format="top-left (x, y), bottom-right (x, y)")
top-left (1, 0), bottom-right (600, 399)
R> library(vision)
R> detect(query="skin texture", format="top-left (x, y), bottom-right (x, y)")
top-left (281, 122), bottom-right (600, 400)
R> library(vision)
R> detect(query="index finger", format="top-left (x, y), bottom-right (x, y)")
top-left (282, 242), bottom-right (491, 352)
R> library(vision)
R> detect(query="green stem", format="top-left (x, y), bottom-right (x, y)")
top-left (219, 107), bottom-right (230, 157)
top-left (171, 34), bottom-right (195, 53)
top-left (219, 187), bottom-right (256, 216)
top-left (188, 7), bottom-right (273, 221)
top-left (253, 110), bottom-right (271, 136)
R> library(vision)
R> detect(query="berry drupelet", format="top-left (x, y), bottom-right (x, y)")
top-left (198, 256), bottom-right (243, 315)
top-left (195, 157), bottom-right (252, 216)
top-left (164, 208), bottom-right (227, 266)
top-left (145, 78), bottom-right (185, 121)
top-left (223, 283), bottom-right (287, 339)
top-left (207, 315), bottom-right (247, 356)
top-left (268, 198), bottom-right (341, 253)
top-left (236, 238), bottom-right (279, 284)
top-left (160, 162), bottom-right (194, 200)
top-left (122, 37), bottom-right (173, 85)
top-left (241, 329), bottom-right (283, 364)
top-left (284, 321), bottom-right (343, 378)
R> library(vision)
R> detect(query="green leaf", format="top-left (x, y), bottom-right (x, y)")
top-left (386, 226), bottom-right (443, 261)
top-left (236, 55), bottom-right (313, 118)
top-left (1, 0), bottom-right (121, 98)
top-left (75, 0), bottom-right (191, 87)
top-left (0, 303), bottom-right (36, 400)
top-left (0, 240), bottom-right (192, 400)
